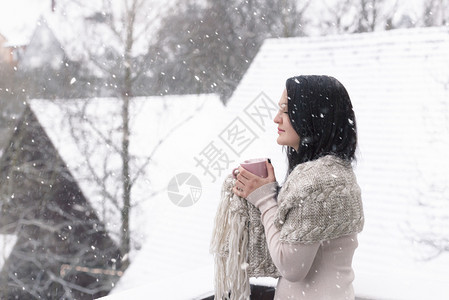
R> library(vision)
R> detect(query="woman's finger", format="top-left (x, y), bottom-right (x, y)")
top-left (237, 166), bottom-right (250, 180)
top-left (234, 179), bottom-right (245, 189)
top-left (232, 186), bottom-right (245, 197)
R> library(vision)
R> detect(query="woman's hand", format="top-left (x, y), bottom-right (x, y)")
top-left (232, 160), bottom-right (276, 199)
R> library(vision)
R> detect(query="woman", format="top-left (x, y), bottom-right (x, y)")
top-left (232, 75), bottom-right (364, 300)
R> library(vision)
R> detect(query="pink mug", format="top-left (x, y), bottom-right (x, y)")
top-left (232, 158), bottom-right (268, 179)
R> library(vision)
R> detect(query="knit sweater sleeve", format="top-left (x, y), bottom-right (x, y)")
top-left (246, 183), bottom-right (320, 282)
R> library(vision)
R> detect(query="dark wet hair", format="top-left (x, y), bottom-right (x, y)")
top-left (284, 75), bottom-right (357, 175)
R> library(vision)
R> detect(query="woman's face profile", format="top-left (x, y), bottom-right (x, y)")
top-left (274, 89), bottom-right (300, 151)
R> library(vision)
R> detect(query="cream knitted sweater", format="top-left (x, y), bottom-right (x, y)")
top-left (211, 155), bottom-right (364, 300)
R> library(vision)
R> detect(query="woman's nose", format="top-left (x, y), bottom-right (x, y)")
top-left (274, 112), bottom-right (281, 124)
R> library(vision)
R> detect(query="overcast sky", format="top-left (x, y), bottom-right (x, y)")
top-left (0, 0), bottom-right (426, 44)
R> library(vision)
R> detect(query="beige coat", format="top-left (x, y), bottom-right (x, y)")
top-left (211, 155), bottom-right (364, 300)
top-left (246, 155), bottom-right (364, 299)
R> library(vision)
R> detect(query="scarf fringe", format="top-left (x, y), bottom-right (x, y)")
top-left (210, 176), bottom-right (250, 300)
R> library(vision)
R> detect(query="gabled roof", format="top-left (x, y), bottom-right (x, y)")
top-left (29, 94), bottom-right (222, 255)
top-left (29, 94), bottom-right (226, 298)
top-left (225, 26), bottom-right (449, 300)
top-left (0, 0), bottom-right (48, 46)
top-left (4, 0), bottom-right (177, 70)
top-left (16, 14), bottom-right (94, 69)
top-left (19, 17), bottom-right (65, 69)
top-left (0, 0), bottom-right (101, 56)
top-left (0, 105), bottom-right (124, 298)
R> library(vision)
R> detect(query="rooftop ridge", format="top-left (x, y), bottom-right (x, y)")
top-left (263, 26), bottom-right (449, 46)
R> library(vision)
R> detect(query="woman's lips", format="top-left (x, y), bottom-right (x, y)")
top-left (278, 128), bottom-right (285, 133)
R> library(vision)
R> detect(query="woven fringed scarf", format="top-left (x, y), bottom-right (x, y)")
top-left (210, 175), bottom-right (279, 300)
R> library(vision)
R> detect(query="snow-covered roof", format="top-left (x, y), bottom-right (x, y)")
top-left (29, 94), bottom-right (222, 257)
top-left (224, 26), bottom-right (449, 300)
top-left (0, 0), bottom-right (48, 46)
top-left (30, 93), bottom-right (246, 299)
top-left (17, 13), bottom-right (105, 69)
top-left (6, 0), bottom-right (178, 68)
top-left (19, 18), bottom-right (65, 69)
